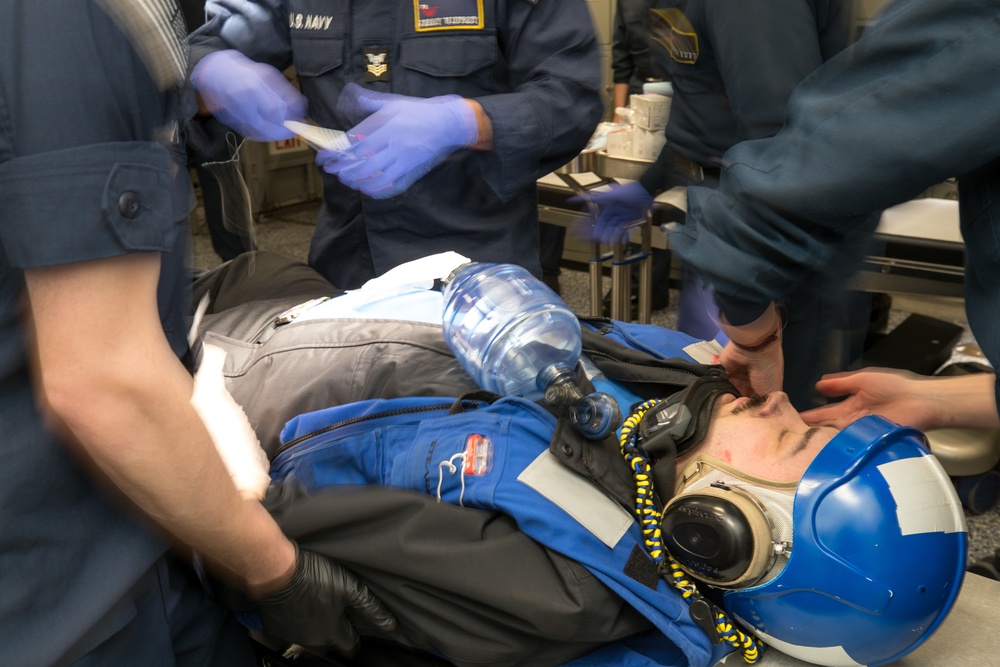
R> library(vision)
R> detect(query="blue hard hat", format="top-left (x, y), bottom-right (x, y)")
top-left (721, 415), bottom-right (967, 666)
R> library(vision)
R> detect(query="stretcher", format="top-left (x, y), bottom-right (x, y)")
top-left (850, 197), bottom-right (964, 299)
top-left (250, 570), bottom-right (1000, 667)
top-left (761, 572), bottom-right (1000, 666)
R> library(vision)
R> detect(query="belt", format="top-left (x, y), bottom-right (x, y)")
top-left (666, 148), bottom-right (722, 185)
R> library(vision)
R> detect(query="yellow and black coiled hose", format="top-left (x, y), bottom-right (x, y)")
top-left (619, 400), bottom-right (762, 664)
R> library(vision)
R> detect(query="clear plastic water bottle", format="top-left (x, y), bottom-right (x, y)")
top-left (442, 262), bottom-right (583, 400)
top-left (442, 263), bottom-right (622, 440)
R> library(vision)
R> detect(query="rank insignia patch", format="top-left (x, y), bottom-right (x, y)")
top-left (363, 47), bottom-right (390, 82)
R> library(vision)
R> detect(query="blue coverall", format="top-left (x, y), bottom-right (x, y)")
top-left (668, 0), bottom-right (1000, 411)
top-left (272, 324), bottom-right (739, 667)
top-left (190, 0), bottom-right (604, 289)
top-left (0, 2), bottom-right (250, 663)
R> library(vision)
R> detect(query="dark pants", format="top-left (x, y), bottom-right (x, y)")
top-left (185, 115), bottom-right (256, 263)
top-left (70, 555), bottom-right (255, 667)
top-left (782, 285), bottom-right (872, 411)
top-left (539, 222), bottom-right (566, 283)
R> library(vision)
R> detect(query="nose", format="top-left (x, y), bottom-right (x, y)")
top-left (758, 391), bottom-right (791, 417)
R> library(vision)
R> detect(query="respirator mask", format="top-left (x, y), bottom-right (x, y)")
top-left (632, 368), bottom-right (739, 495)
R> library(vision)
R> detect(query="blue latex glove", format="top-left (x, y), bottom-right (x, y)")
top-left (574, 181), bottom-right (654, 245)
top-left (315, 83), bottom-right (479, 199)
top-left (191, 50), bottom-right (308, 142)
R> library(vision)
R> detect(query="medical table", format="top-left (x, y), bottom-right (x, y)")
top-left (850, 197), bottom-right (964, 299)
top-left (537, 171), bottom-right (673, 323)
top-left (760, 572), bottom-right (1000, 666)
top-left (538, 168), bottom-right (965, 320)
top-left (252, 571), bottom-right (1000, 666)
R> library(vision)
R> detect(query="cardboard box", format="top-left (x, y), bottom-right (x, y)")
top-left (630, 94), bottom-right (671, 131)
top-left (606, 127), bottom-right (633, 158)
top-left (631, 127), bottom-right (667, 161)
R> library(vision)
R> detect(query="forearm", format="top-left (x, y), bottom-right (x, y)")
top-left (476, 0), bottom-right (602, 197)
top-left (70, 361), bottom-right (292, 587)
top-left (671, 0), bottom-right (1000, 309)
top-left (921, 373), bottom-right (1000, 430)
top-left (25, 255), bottom-right (294, 591)
top-left (466, 99), bottom-right (494, 151)
top-left (613, 83), bottom-right (629, 120)
top-left (190, 0), bottom-right (293, 72)
top-left (719, 302), bottom-right (780, 346)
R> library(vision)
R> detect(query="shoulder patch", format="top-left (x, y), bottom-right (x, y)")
top-left (650, 8), bottom-right (699, 65)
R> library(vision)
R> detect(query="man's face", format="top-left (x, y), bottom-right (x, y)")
top-left (688, 392), bottom-right (840, 482)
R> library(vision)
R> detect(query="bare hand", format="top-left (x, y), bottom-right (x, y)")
top-left (799, 368), bottom-right (936, 430)
top-left (719, 339), bottom-right (784, 398)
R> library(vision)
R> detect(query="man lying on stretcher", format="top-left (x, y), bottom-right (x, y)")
top-left (190, 251), bottom-right (966, 667)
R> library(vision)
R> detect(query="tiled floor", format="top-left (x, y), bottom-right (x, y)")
top-left (191, 203), bottom-right (1000, 567)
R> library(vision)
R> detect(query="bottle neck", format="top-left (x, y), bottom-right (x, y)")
top-left (540, 366), bottom-right (582, 406)
top-left (541, 367), bottom-right (622, 440)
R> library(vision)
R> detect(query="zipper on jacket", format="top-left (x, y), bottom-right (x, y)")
top-left (274, 400), bottom-right (480, 457)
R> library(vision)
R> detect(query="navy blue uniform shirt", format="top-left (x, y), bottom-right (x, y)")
top-left (640, 0), bottom-right (851, 192)
top-left (612, 0), bottom-right (660, 96)
top-left (668, 0), bottom-right (1000, 411)
top-left (190, 0), bottom-right (603, 289)
top-left (0, 2), bottom-right (194, 663)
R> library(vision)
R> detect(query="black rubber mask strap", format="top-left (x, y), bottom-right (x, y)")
top-left (674, 375), bottom-right (741, 457)
top-left (639, 372), bottom-right (740, 502)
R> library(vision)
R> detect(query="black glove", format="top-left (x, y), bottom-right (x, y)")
top-left (252, 543), bottom-right (397, 655)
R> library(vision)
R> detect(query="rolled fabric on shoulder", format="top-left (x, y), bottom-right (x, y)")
top-left (191, 342), bottom-right (271, 500)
